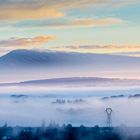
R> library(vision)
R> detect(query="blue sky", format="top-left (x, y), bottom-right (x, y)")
top-left (0, 0), bottom-right (139, 56)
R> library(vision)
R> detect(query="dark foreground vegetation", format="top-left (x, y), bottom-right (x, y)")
top-left (0, 124), bottom-right (140, 140)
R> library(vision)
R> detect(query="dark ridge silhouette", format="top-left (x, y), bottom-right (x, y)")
top-left (0, 124), bottom-right (140, 140)
top-left (1, 77), bottom-right (140, 87)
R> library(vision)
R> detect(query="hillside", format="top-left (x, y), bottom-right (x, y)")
top-left (1, 77), bottom-right (140, 88)
top-left (0, 49), bottom-right (140, 83)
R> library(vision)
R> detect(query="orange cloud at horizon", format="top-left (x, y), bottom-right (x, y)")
top-left (49, 45), bottom-right (140, 57)
top-left (0, 35), bottom-right (56, 47)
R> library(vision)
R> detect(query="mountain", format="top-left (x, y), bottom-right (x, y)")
top-left (1, 77), bottom-right (140, 88)
top-left (0, 49), bottom-right (140, 82)
top-left (0, 49), bottom-right (140, 69)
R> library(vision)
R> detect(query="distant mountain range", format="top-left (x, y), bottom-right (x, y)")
top-left (0, 49), bottom-right (140, 82)
top-left (1, 77), bottom-right (140, 88)
top-left (0, 49), bottom-right (140, 69)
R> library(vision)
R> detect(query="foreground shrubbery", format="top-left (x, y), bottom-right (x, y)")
top-left (0, 124), bottom-right (140, 140)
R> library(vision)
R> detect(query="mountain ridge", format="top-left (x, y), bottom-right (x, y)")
top-left (0, 49), bottom-right (140, 82)
top-left (0, 49), bottom-right (140, 68)
top-left (1, 77), bottom-right (140, 87)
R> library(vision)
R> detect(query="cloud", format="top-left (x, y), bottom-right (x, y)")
top-left (0, 8), bottom-right (64, 20)
top-left (53, 45), bottom-right (140, 50)
top-left (14, 18), bottom-right (123, 29)
top-left (56, 18), bottom-right (123, 27)
top-left (0, 0), bottom-right (139, 20)
top-left (49, 45), bottom-right (140, 56)
top-left (0, 36), bottom-right (55, 47)
top-left (51, 18), bottom-right (123, 28)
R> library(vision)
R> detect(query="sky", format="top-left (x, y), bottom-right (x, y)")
top-left (0, 0), bottom-right (140, 56)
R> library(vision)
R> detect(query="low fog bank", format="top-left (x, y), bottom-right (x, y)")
top-left (0, 93), bottom-right (140, 127)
